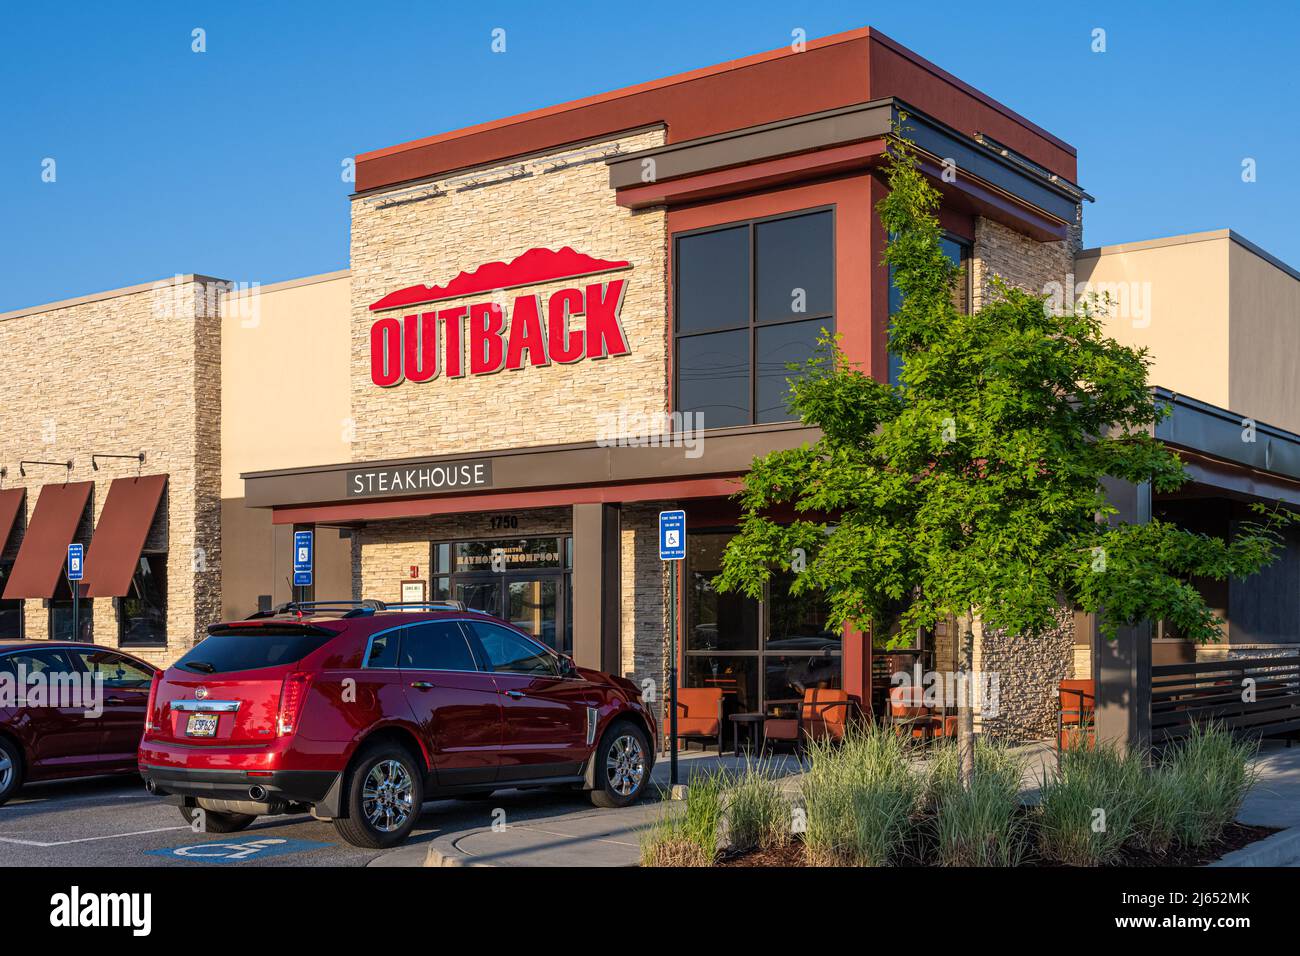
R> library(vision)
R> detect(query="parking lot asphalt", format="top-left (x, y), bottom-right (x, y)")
top-left (0, 774), bottom-right (606, 868)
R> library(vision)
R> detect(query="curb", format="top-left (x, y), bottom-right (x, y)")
top-left (423, 832), bottom-right (490, 867)
top-left (1210, 825), bottom-right (1300, 867)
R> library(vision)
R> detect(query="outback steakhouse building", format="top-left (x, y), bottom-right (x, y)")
top-left (247, 25), bottom-right (1087, 730)
top-left (12, 27), bottom-right (1297, 746)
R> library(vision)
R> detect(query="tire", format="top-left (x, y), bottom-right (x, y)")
top-left (179, 805), bottom-right (257, 833)
top-left (589, 721), bottom-right (651, 809)
top-left (0, 736), bottom-right (23, 807)
top-left (332, 743), bottom-right (424, 849)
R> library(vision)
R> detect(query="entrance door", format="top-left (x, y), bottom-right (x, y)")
top-left (454, 572), bottom-right (565, 653)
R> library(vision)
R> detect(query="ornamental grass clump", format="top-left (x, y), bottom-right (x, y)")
top-left (639, 770), bottom-right (726, 867)
top-left (927, 738), bottom-right (1027, 866)
top-left (1160, 721), bottom-right (1258, 849)
top-left (723, 760), bottom-right (790, 853)
top-left (800, 723), bottom-right (920, 866)
top-left (1037, 740), bottom-right (1147, 866)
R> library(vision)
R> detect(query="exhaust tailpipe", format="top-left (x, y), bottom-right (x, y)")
top-left (248, 785), bottom-right (268, 801)
top-left (144, 779), bottom-right (156, 794)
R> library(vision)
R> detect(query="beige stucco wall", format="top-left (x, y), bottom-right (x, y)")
top-left (1228, 240), bottom-right (1300, 434)
top-left (349, 129), bottom-right (668, 461)
top-left (0, 277), bottom-right (222, 668)
top-left (1074, 232), bottom-right (1233, 411)
top-left (220, 271), bottom-right (353, 618)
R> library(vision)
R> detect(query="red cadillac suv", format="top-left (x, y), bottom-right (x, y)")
top-left (139, 601), bottom-right (657, 848)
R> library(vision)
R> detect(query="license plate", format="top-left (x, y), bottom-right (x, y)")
top-left (186, 713), bottom-right (219, 737)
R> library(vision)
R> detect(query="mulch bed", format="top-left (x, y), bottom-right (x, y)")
top-left (713, 821), bottom-right (1280, 868)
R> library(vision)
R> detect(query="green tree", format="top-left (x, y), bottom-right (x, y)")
top-left (715, 131), bottom-right (1293, 785)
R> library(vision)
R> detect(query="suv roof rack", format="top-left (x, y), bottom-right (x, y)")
top-left (245, 599), bottom-right (387, 620)
top-left (383, 601), bottom-right (467, 612)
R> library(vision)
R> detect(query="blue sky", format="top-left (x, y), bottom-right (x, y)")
top-left (2, 0), bottom-right (1295, 311)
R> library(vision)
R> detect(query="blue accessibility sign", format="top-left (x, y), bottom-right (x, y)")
top-left (658, 510), bottom-right (686, 561)
top-left (292, 529), bottom-right (314, 587)
top-left (147, 836), bottom-right (330, 864)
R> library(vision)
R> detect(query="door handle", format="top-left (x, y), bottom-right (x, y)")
top-left (409, 681), bottom-right (435, 690)
top-left (503, 690), bottom-right (525, 699)
top-left (105, 696), bottom-right (128, 705)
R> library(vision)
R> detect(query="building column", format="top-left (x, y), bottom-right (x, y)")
top-left (1093, 478), bottom-right (1153, 752)
top-left (571, 503), bottom-right (621, 671)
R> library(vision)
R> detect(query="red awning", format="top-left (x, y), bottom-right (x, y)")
top-left (83, 474), bottom-right (167, 598)
top-left (1, 481), bottom-right (93, 599)
top-left (0, 488), bottom-right (25, 556)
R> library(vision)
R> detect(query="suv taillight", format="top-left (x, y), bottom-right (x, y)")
top-left (144, 673), bottom-right (160, 733)
top-left (277, 672), bottom-right (312, 736)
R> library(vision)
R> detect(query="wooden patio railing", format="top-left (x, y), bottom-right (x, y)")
top-left (1150, 655), bottom-right (1300, 744)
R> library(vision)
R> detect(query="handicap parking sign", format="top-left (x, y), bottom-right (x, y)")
top-left (658, 510), bottom-right (685, 561)
top-left (147, 837), bottom-right (330, 864)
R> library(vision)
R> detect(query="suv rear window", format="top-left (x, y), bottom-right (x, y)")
top-left (176, 626), bottom-right (334, 674)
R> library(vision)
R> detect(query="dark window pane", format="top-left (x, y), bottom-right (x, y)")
top-left (456, 580), bottom-right (502, 617)
top-left (176, 630), bottom-right (331, 674)
top-left (676, 328), bottom-right (750, 427)
top-left (684, 655), bottom-right (758, 716)
top-left (464, 621), bottom-right (560, 676)
top-left (755, 211), bottom-right (833, 322)
top-left (676, 226), bottom-right (750, 333)
top-left (366, 630), bottom-right (400, 668)
top-left (767, 571), bottom-right (840, 651)
top-left (755, 318), bottom-right (826, 423)
top-left (763, 655), bottom-right (842, 708)
top-left (119, 554), bottom-right (166, 646)
top-left (686, 533), bottom-right (758, 651)
top-left (4, 648), bottom-right (75, 678)
top-left (400, 621), bottom-right (478, 671)
top-left (430, 576), bottom-right (451, 602)
top-left (454, 537), bottom-right (563, 571)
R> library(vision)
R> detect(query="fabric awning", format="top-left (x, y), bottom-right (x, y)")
top-left (1, 481), bottom-right (93, 599)
top-left (0, 488), bottom-right (25, 556)
top-left (83, 474), bottom-right (167, 598)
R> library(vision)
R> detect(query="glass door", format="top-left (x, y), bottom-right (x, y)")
top-left (505, 575), bottom-right (560, 650)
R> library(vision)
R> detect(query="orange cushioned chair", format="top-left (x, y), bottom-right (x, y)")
top-left (673, 687), bottom-right (725, 754)
top-left (763, 688), bottom-right (852, 759)
top-left (888, 685), bottom-right (959, 742)
top-left (1058, 679), bottom-right (1095, 751)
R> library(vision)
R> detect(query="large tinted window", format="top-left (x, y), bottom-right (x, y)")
top-left (70, 650), bottom-right (154, 688)
top-left (400, 621), bottom-right (478, 671)
top-left (675, 209), bottom-right (834, 427)
top-left (0, 648), bottom-right (75, 680)
top-left (464, 621), bottom-right (560, 677)
top-left (119, 554), bottom-right (167, 646)
top-left (175, 628), bottom-right (333, 674)
top-left (365, 629), bottom-right (400, 668)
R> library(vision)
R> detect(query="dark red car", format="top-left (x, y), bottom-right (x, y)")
top-left (0, 641), bottom-right (157, 805)
top-left (139, 601), bottom-right (657, 848)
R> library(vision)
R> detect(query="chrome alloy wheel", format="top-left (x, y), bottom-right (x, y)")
top-left (362, 759), bottom-right (415, 832)
top-left (606, 733), bottom-right (645, 797)
top-left (0, 751), bottom-right (12, 792)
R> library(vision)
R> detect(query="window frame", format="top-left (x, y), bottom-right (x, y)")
top-left (672, 206), bottom-right (837, 426)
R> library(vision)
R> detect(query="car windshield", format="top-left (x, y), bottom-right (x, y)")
top-left (175, 627), bottom-right (334, 674)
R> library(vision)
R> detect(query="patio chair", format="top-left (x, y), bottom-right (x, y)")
top-left (888, 684), bottom-right (934, 741)
top-left (762, 688), bottom-right (853, 759)
top-left (1057, 679), bottom-right (1095, 752)
top-left (672, 687), bottom-right (725, 754)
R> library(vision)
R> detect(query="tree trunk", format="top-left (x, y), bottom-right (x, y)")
top-left (957, 611), bottom-right (976, 789)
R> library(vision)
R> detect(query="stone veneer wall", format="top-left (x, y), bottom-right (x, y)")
top-left (968, 207), bottom-right (1087, 739)
top-left (0, 277), bottom-right (223, 669)
top-left (348, 129), bottom-right (668, 461)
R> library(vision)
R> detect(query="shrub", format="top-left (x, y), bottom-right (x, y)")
top-left (929, 738), bottom-right (1027, 866)
top-left (1160, 722), bottom-right (1258, 849)
top-left (724, 760), bottom-right (790, 853)
top-left (639, 771), bottom-right (726, 867)
top-left (1037, 740), bottom-right (1147, 866)
top-left (801, 723), bottom-right (920, 866)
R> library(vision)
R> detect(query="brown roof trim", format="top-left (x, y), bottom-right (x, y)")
top-left (354, 27), bottom-right (1075, 194)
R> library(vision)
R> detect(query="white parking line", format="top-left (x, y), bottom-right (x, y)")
top-left (0, 825), bottom-right (190, 847)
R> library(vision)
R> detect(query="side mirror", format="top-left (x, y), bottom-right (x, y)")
top-left (559, 655), bottom-right (578, 677)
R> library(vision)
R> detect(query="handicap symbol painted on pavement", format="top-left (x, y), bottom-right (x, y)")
top-left (146, 837), bottom-right (330, 864)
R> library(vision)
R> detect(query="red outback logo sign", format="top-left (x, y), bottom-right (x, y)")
top-left (368, 247), bottom-right (632, 387)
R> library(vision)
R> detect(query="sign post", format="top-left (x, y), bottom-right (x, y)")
top-left (658, 510), bottom-right (686, 790)
top-left (66, 543), bottom-right (84, 642)
top-left (292, 530), bottom-right (314, 600)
